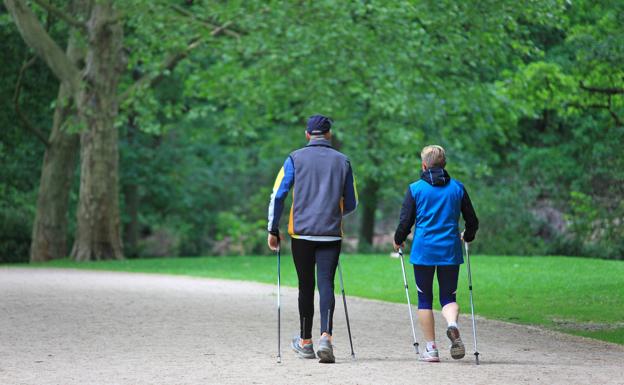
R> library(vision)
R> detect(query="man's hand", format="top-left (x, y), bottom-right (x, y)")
top-left (267, 233), bottom-right (280, 251)
top-left (393, 241), bottom-right (404, 252)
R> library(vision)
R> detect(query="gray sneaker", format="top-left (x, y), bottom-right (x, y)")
top-left (447, 326), bottom-right (466, 359)
top-left (316, 335), bottom-right (335, 364)
top-left (291, 336), bottom-right (316, 359)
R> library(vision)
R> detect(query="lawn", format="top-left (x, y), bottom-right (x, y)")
top-left (24, 254), bottom-right (624, 345)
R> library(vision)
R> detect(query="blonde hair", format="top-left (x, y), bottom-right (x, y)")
top-left (421, 145), bottom-right (446, 168)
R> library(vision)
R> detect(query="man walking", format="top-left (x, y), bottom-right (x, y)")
top-left (267, 115), bottom-right (358, 364)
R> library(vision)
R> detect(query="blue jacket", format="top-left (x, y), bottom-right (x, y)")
top-left (268, 138), bottom-right (358, 240)
top-left (394, 168), bottom-right (479, 265)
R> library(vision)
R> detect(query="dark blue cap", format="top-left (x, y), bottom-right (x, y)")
top-left (306, 115), bottom-right (333, 135)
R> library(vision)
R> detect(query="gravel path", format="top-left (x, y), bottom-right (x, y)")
top-left (1, 268), bottom-right (622, 385)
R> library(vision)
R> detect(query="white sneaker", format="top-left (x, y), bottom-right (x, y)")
top-left (419, 345), bottom-right (440, 362)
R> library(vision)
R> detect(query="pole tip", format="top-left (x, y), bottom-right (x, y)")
top-left (474, 351), bottom-right (480, 365)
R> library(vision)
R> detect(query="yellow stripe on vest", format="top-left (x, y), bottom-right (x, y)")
top-left (272, 167), bottom-right (285, 191)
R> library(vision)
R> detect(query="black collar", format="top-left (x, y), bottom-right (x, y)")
top-left (306, 138), bottom-right (333, 148)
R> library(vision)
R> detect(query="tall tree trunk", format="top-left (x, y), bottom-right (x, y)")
top-left (29, 87), bottom-right (79, 262)
top-left (123, 113), bottom-right (139, 257)
top-left (71, 1), bottom-right (125, 261)
top-left (359, 179), bottom-right (379, 251)
top-left (358, 112), bottom-right (380, 251)
top-left (123, 182), bottom-right (139, 257)
top-left (29, 1), bottom-right (88, 262)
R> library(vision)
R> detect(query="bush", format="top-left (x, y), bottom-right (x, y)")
top-left (0, 208), bottom-right (32, 263)
top-left (470, 181), bottom-right (547, 256)
top-left (213, 211), bottom-right (267, 255)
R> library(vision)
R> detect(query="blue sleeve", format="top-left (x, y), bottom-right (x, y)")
top-left (267, 157), bottom-right (295, 234)
top-left (342, 161), bottom-right (358, 216)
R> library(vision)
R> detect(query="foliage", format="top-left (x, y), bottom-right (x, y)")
top-left (0, 185), bottom-right (34, 263)
top-left (1, 0), bottom-right (622, 259)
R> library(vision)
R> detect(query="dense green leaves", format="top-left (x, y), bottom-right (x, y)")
top-left (1, 0), bottom-right (622, 259)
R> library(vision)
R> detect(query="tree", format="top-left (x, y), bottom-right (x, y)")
top-left (27, 1), bottom-right (86, 262)
top-left (189, 0), bottom-right (568, 250)
top-left (5, 0), bottom-right (242, 260)
top-left (5, 0), bottom-right (125, 260)
top-left (491, 0), bottom-right (624, 257)
top-left (0, 10), bottom-right (59, 263)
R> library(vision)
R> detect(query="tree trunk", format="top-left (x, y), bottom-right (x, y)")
top-left (123, 116), bottom-right (139, 258)
top-left (123, 183), bottom-right (139, 257)
top-left (71, 1), bottom-right (125, 261)
top-left (29, 1), bottom-right (88, 262)
top-left (359, 179), bottom-right (379, 251)
top-left (29, 86), bottom-right (79, 262)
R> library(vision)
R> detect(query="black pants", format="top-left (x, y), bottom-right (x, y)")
top-left (291, 238), bottom-right (341, 339)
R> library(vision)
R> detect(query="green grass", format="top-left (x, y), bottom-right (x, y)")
top-left (20, 254), bottom-right (624, 345)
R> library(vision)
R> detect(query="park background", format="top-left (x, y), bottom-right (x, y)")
top-left (1, 0), bottom-right (622, 345)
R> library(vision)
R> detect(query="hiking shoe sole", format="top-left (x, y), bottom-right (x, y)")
top-left (317, 348), bottom-right (335, 364)
top-left (317, 335), bottom-right (335, 364)
top-left (447, 326), bottom-right (466, 360)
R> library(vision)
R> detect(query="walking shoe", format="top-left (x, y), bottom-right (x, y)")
top-left (419, 345), bottom-right (440, 362)
top-left (446, 326), bottom-right (466, 359)
top-left (316, 335), bottom-right (335, 364)
top-left (291, 336), bottom-right (316, 359)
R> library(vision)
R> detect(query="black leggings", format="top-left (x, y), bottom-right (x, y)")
top-left (291, 238), bottom-right (341, 339)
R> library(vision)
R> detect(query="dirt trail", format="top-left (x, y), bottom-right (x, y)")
top-left (1, 268), bottom-right (622, 385)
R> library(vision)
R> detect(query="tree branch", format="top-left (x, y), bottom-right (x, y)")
top-left (32, 0), bottom-right (87, 32)
top-left (147, 37), bottom-right (203, 88)
top-left (4, 0), bottom-right (81, 96)
top-left (579, 81), bottom-right (624, 95)
top-left (169, 3), bottom-right (242, 39)
top-left (570, 103), bottom-right (609, 109)
top-left (569, 100), bottom-right (623, 127)
top-left (13, 56), bottom-right (50, 147)
top-left (120, 2), bottom-right (240, 103)
top-left (606, 94), bottom-right (623, 127)
top-left (120, 36), bottom-right (203, 101)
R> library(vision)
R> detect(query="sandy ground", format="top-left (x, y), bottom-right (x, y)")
top-left (1, 268), bottom-right (623, 385)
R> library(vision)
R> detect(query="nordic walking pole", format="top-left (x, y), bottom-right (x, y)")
top-left (464, 241), bottom-right (480, 365)
top-left (337, 261), bottom-right (356, 359)
top-left (398, 248), bottom-right (419, 355)
top-left (276, 242), bottom-right (282, 363)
